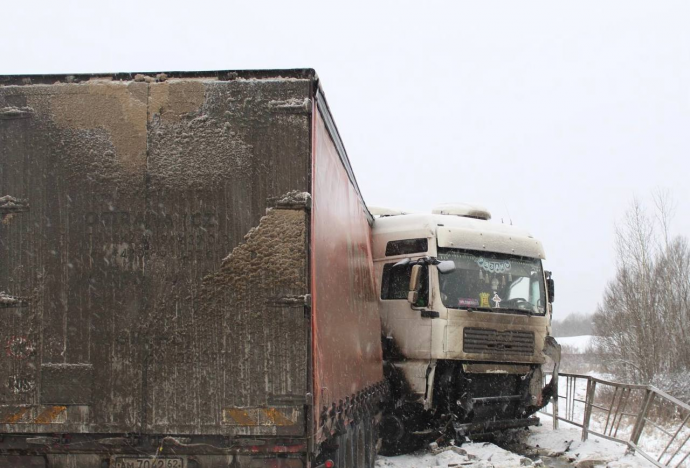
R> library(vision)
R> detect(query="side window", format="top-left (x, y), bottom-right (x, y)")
top-left (385, 238), bottom-right (428, 256)
top-left (381, 263), bottom-right (429, 307)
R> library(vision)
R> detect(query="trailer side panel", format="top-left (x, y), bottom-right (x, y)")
top-left (311, 97), bottom-right (383, 438)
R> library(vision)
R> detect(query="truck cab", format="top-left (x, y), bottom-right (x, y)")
top-left (371, 204), bottom-right (560, 451)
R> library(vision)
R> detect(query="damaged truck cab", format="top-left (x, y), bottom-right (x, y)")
top-left (372, 204), bottom-right (560, 452)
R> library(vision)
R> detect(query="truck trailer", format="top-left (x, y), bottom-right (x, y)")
top-left (0, 70), bottom-right (384, 468)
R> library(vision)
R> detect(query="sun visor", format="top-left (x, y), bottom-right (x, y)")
top-left (437, 226), bottom-right (546, 259)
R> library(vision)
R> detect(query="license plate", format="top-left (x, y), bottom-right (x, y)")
top-left (112, 458), bottom-right (185, 468)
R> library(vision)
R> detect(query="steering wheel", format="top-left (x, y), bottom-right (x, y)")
top-left (502, 298), bottom-right (532, 310)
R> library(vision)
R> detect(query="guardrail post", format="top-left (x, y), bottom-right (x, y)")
top-left (582, 379), bottom-right (596, 442)
top-left (553, 375), bottom-right (559, 430)
top-left (629, 389), bottom-right (654, 450)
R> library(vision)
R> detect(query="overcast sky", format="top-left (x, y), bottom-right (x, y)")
top-left (3, 0), bottom-right (689, 318)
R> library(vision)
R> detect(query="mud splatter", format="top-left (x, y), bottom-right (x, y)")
top-left (43, 81), bottom-right (148, 175)
top-left (210, 206), bottom-right (307, 294)
top-left (148, 80), bottom-right (205, 122)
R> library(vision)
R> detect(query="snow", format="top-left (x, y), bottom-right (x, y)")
top-left (554, 335), bottom-right (594, 354)
top-left (376, 443), bottom-right (532, 468)
top-left (543, 374), bottom-right (690, 464)
top-left (528, 414), bottom-right (653, 467)
top-left (375, 414), bottom-right (656, 467)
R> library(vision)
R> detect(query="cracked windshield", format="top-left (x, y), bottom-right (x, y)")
top-left (437, 248), bottom-right (546, 314)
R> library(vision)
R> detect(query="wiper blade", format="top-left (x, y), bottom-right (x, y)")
top-left (465, 307), bottom-right (493, 312)
top-left (499, 307), bottom-right (534, 316)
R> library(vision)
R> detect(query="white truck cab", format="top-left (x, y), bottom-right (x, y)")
top-left (370, 204), bottom-right (560, 451)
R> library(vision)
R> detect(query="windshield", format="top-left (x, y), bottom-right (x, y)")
top-left (437, 248), bottom-right (546, 315)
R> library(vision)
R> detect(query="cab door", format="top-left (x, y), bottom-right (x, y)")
top-left (377, 258), bottom-right (432, 360)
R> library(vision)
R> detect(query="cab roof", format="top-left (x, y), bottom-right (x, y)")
top-left (372, 213), bottom-right (545, 260)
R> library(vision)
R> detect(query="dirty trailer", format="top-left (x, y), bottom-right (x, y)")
top-left (0, 70), bottom-right (384, 467)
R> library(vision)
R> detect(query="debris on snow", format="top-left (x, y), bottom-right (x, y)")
top-left (376, 414), bottom-right (656, 467)
top-left (376, 443), bottom-right (533, 468)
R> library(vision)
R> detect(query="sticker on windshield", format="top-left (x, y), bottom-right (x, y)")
top-left (479, 293), bottom-right (490, 308)
top-left (476, 257), bottom-right (511, 274)
top-left (492, 292), bottom-right (502, 308)
top-left (458, 298), bottom-right (479, 308)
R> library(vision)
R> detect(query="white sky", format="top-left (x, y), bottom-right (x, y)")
top-left (3, 0), bottom-right (689, 318)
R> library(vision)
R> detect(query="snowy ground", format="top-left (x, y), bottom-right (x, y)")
top-left (375, 414), bottom-right (655, 468)
top-left (375, 347), bottom-right (688, 467)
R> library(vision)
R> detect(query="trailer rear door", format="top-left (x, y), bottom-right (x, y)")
top-left (0, 73), bottom-right (312, 437)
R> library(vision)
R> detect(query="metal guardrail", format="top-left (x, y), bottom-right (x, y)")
top-left (540, 372), bottom-right (690, 468)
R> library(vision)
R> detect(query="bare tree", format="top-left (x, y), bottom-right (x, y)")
top-left (593, 194), bottom-right (690, 386)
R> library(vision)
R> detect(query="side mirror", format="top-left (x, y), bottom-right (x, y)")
top-left (547, 277), bottom-right (555, 304)
top-left (408, 264), bottom-right (422, 304)
top-left (437, 260), bottom-right (456, 274)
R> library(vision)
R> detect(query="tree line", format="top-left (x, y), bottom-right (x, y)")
top-left (551, 312), bottom-right (593, 337)
top-left (592, 192), bottom-right (690, 393)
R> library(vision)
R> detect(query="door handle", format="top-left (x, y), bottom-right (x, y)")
top-left (420, 310), bottom-right (439, 319)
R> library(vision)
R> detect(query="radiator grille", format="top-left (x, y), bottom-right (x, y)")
top-left (463, 328), bottom-right (535, 356)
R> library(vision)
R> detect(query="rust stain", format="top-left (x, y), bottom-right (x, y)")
top-left (223, 408), bottom-right (257, 426)
top-left (2, 407), bottom-right (29, 424)
top-left (33, 405), bottom-right (67, 424)
top-left (1, 213), bottom-right (14, 225)
top-left (263, 407), bottom-right (295, 426)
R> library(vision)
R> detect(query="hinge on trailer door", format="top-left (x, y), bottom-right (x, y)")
top-left (268, 98), bottom-right (312, 114)
top-left (0, 107), bottom-right (34, 120)
top-left (0, 196), bottom-right (29, 215)
top-left (265, 294), bottom-right (311, 308)
top-left (0, 291), bottom-right (29, 308)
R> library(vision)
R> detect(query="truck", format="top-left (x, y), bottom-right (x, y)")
top-left (0, 69), bottom-right (384, 468)
top-left (0, 68), bottom-right (560, 467)
top-left (370, 204), bottom-right (560, 453)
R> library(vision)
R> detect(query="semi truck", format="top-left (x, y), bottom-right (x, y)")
top-left (371, 204), bottom-right (560, 453)
top-left (0, 68), bottom-right (559, 467)
top-left (0, 69), bottom-right (384, 468)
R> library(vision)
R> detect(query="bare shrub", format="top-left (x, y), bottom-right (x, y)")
top-left (592, 192), bottom-right (690, 401)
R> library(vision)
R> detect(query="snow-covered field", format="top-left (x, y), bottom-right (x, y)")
top-left (554, 335), bottom-right (594, 354)
top-left (375, 414), bottom-right (654, 467)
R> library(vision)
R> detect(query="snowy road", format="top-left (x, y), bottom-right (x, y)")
top-left (375, 415), bottom-right (654, 468)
